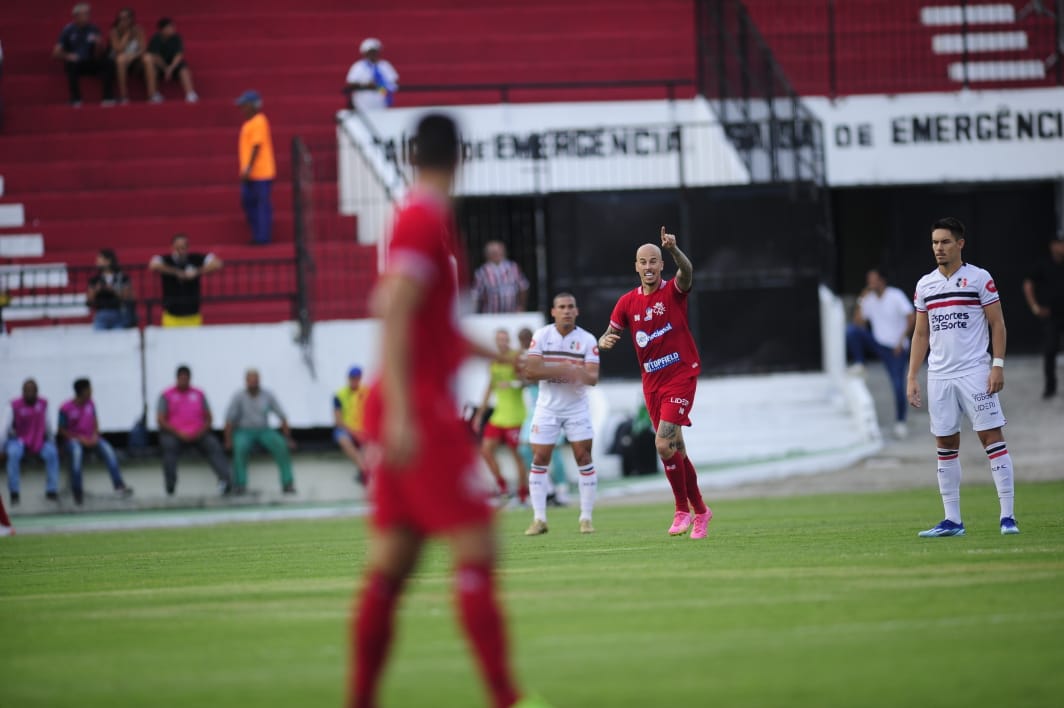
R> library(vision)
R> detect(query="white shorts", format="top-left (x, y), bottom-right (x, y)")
top-left (927, 370), bottom-right (1007, 436)
top-left (529, 408), bottom-right (593, 445)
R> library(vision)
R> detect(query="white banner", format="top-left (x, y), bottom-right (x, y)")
top-left (341, 99), bottom-right (751, 196)
top-left (805, 87), bottom-right (1064, 185)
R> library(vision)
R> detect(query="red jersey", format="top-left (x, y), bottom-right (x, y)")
top-left (364, 190), bottom-right (469, 436)
top-left (609, 278), bottom-right (700, 387)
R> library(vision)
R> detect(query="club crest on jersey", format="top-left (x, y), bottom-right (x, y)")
top-left (570, 341), bottom-right (582, 352)
top-left (955, 277), bottom-right (968, 287)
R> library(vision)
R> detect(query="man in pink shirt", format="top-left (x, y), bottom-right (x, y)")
top-left (5, 379), bottom-right (60, 505)
top-left (58, 378), bottom-right (134, 505)
top-left (156, 365), bottom-right (232, 496)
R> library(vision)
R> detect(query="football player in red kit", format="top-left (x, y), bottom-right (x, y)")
top-left (598, 227), bottom-right (712, 539)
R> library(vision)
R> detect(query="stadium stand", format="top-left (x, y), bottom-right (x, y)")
top-left (0, 0), bottom-right (698, 327)
top-left (742, 0), bottom-right (1061, 96)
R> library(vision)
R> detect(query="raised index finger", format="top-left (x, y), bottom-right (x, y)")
top-left (661, 225), bottom-right (666, 240)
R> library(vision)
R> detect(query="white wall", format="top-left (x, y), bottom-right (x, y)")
top-left (0, 326), bottom-right (144, 430)
top-left (2, 315), bottom-right (544, 433)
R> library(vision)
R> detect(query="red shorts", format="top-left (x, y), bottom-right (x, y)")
top-left (482, 422), bottom-right (521, 448)
top-left (367, 417), bottom-right (495, 535)
top-left (644, 376), bottom-right (697, 431)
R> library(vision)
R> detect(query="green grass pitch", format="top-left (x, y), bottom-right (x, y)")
top-left (2, 482), bottom-right (1063, 708)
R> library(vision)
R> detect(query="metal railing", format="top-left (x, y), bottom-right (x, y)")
top-left (0, 259), bottom-right (298, 327)
top-left (397, 78), bottom-right (696, 104)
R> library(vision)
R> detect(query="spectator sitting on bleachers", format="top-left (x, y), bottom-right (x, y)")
top-left (5, 379), bottom-right (60, 505)
top-left (58, 377), bottom-right (134, 505)
top-left (109, 7), bottom-right (146, 104)
top-left (143, 17), bottom-right (198, 103)
top-left (87, 248), bottom-right (135, 330)
top-left (224, 368), bottom-right (296, 495)
top-left (156, 365), bottom-right (232, 496)
top-left (52, 3), bottom-right (115, 107)
top-left (344, 37), bottom-right (398, 111)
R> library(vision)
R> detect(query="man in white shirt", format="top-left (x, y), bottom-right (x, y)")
top-left (344, 37), bottom-right (398, 111)
top-left (907, 217), bottom-right (1017, 538)
top-left (846, 267), bottom-right (915, 438)
top-left (522, 293), bottom-right (600, 535)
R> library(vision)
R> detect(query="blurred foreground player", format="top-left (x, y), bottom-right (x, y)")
top-left (348, 113), bottom-right (528, 708)
top-left (598, 227), bottom-right (712, 539)
top-left (908, 217), bottom-right (1018, 537)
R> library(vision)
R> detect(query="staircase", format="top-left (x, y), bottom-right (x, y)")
top-left (741, 0), bottom-right (1061, 96)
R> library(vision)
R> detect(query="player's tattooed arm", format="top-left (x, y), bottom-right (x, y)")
top-left (660, 226), bottom-right (694, 292)
top-left (657, 421), bottom-right (680, 451)
top-left (598, 325), bottom-right (623, 350)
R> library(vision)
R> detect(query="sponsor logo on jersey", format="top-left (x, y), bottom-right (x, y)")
top-left (643, 352), bottom-right (680, 373)
top-left (635, 322), bottom-right (673, 348)
top-left (986, 279), bottom-right (997, 293)
top-left (667, 396), bottom-right (689, 406)
top-left (930, 311), bottom-right (969, 331)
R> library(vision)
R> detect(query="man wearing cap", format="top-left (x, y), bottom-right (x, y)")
top-left (333, 366), bottom-right (368, 480)
top-left (236, 89), bottom-right (275, 245)
top-left (344, 38), bottom-right (399, 111)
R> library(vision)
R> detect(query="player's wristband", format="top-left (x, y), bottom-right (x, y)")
top-left (991, 357), bottom-right (1005, 369)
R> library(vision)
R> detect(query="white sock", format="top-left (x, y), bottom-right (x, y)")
top-left (529, 465), bottom-right (548, 522)
top-left (936, 448), bottom-right (963, 523)
top-left (577, 463), bottom-right (597, 522)
top-left (985, 441), bottom-right (1015, 519)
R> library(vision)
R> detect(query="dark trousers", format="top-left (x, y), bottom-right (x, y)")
top-left (241, 179), bottom-right (273, 244)
top-left (65, 58), bottom-right (115, 102)
top-left (846, 324), bottom-right (908, 422)
top-left (1043, 316), bottom-right (1064, 394)
top-left (159, 431), bottom-right (231, 493)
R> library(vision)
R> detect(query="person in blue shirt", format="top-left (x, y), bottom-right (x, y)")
top-left (52, 3), bottom-right (114, 106)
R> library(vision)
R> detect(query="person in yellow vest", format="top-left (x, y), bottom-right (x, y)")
top-left (334, 366), bottom-right (368, 482)
top-left (235, 89), bottom-right (276, 245)
top-left (473, 329), bottom-right (528, 502)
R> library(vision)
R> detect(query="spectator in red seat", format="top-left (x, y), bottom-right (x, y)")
top-left (87, 248), bottom-right (135, 330)
top-left (52, 3), bottom-right (115, 107)
top-left (344, 37), bottom-right (399, 111)
top-left (109, 7), bottom-right (146, 104)
top-left (142, 17), bottom-right (198, 103)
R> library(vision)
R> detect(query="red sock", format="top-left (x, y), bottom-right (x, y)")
top-left (455, 563), bottom-right (519, 708)
top-left (517, 484), bottom-right (529, 503)
top-left (349, 572), bottom-right (402, 708)
top-left (0, 496), bottom-right (11, 529)
top-left (662, 456), bottom-right (688, 512)
top-left (683, 456), bottom-right (708, 514)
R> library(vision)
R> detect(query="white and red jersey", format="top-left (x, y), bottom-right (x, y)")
top-left (527, 324), bottom-right (599, 416)
top-left (609, 278), bottom-right (700, 387)
top-left (364, 189), bottom-right (468, 434)
top-left (913, 263), bottom-right (1000, 379)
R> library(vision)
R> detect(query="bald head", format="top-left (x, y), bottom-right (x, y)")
top-left (635, 243), bottom-right (665, 290)
top-left (636, 243), bottom-right (662, 260)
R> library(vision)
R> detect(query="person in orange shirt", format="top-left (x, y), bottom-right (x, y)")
top-left (235, 90), bottom-right (276, 245)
